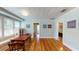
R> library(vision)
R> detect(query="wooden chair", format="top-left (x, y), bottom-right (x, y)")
top-left (8, 42), bottom-right (24, 51)
top-left (26, 33), bottom-right (31, 43)
top-left (11, 40), bottom-right (25, 50)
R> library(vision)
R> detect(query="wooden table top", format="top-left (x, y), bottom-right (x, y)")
top-left (14, 34), bottom-right (31, 40)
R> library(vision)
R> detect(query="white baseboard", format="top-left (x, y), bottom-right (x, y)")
top-left (63, 42), bottom-right (78, 51)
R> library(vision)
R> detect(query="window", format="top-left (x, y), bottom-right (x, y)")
top-left (0, 15), bottom-right (21, 41)
top-left (0, 17), bottom-right (2, 38)
top-left (4, 17), bottom-right (14, 36)
top-left (14, 21), bottom-right (20, 35)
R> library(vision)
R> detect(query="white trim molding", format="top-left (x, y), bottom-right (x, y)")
top-left (63, 42), bottom-right (78, 51)
top-left (0, 35), bottom-right (18, 45)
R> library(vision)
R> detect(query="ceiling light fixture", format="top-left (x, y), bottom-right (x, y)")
top-left (21, 9), bottom-right (29, 16)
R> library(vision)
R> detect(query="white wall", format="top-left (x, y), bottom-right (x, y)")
top-left (21, 17), bottom-right (54, 38)
top-left (54, 8), bottom-right (79, 50)
top-left (40, 19), bottom-right (54, 38)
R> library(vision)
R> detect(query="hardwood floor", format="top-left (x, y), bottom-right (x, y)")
top-left (29, 39), bottom-right (58, 51)
top-left (0, 42), bottom-right (9, 51)
top-left (0, 38), bottom-right (71, 51)
top-left (27, 38), bottom-right (70, 51)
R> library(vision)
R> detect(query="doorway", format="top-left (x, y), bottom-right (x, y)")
top-left (33, 23), bottom-right (40, 40)
top-left (58, 23), bottom-right (63, 41)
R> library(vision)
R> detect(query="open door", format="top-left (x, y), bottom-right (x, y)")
top-left (57, 23), bottom-right (63, 51)
top-left (58, 23), bottom-right (63, 41)
top-left (33, 23), bottom-right (40, 40)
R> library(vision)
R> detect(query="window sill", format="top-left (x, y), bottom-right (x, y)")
top-left (0, 35), bottom-right (19, 45)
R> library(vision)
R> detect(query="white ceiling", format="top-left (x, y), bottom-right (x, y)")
top-left (18, 7), bottom-right (75, 19)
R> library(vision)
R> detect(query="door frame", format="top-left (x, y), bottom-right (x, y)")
top-left (32, 22), bottom-right (40, 39)
top-left (58, 22), bottom-right (63, 41)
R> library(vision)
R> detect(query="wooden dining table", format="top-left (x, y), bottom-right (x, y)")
top-left (10, 34), bottom-right (31, 51)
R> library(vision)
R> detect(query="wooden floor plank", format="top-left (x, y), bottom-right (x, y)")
top-left (0, 38), bottom-right (71, 51)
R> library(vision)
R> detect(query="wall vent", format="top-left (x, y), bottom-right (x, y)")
top-left (61, 9), bottom-right (66, 13)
